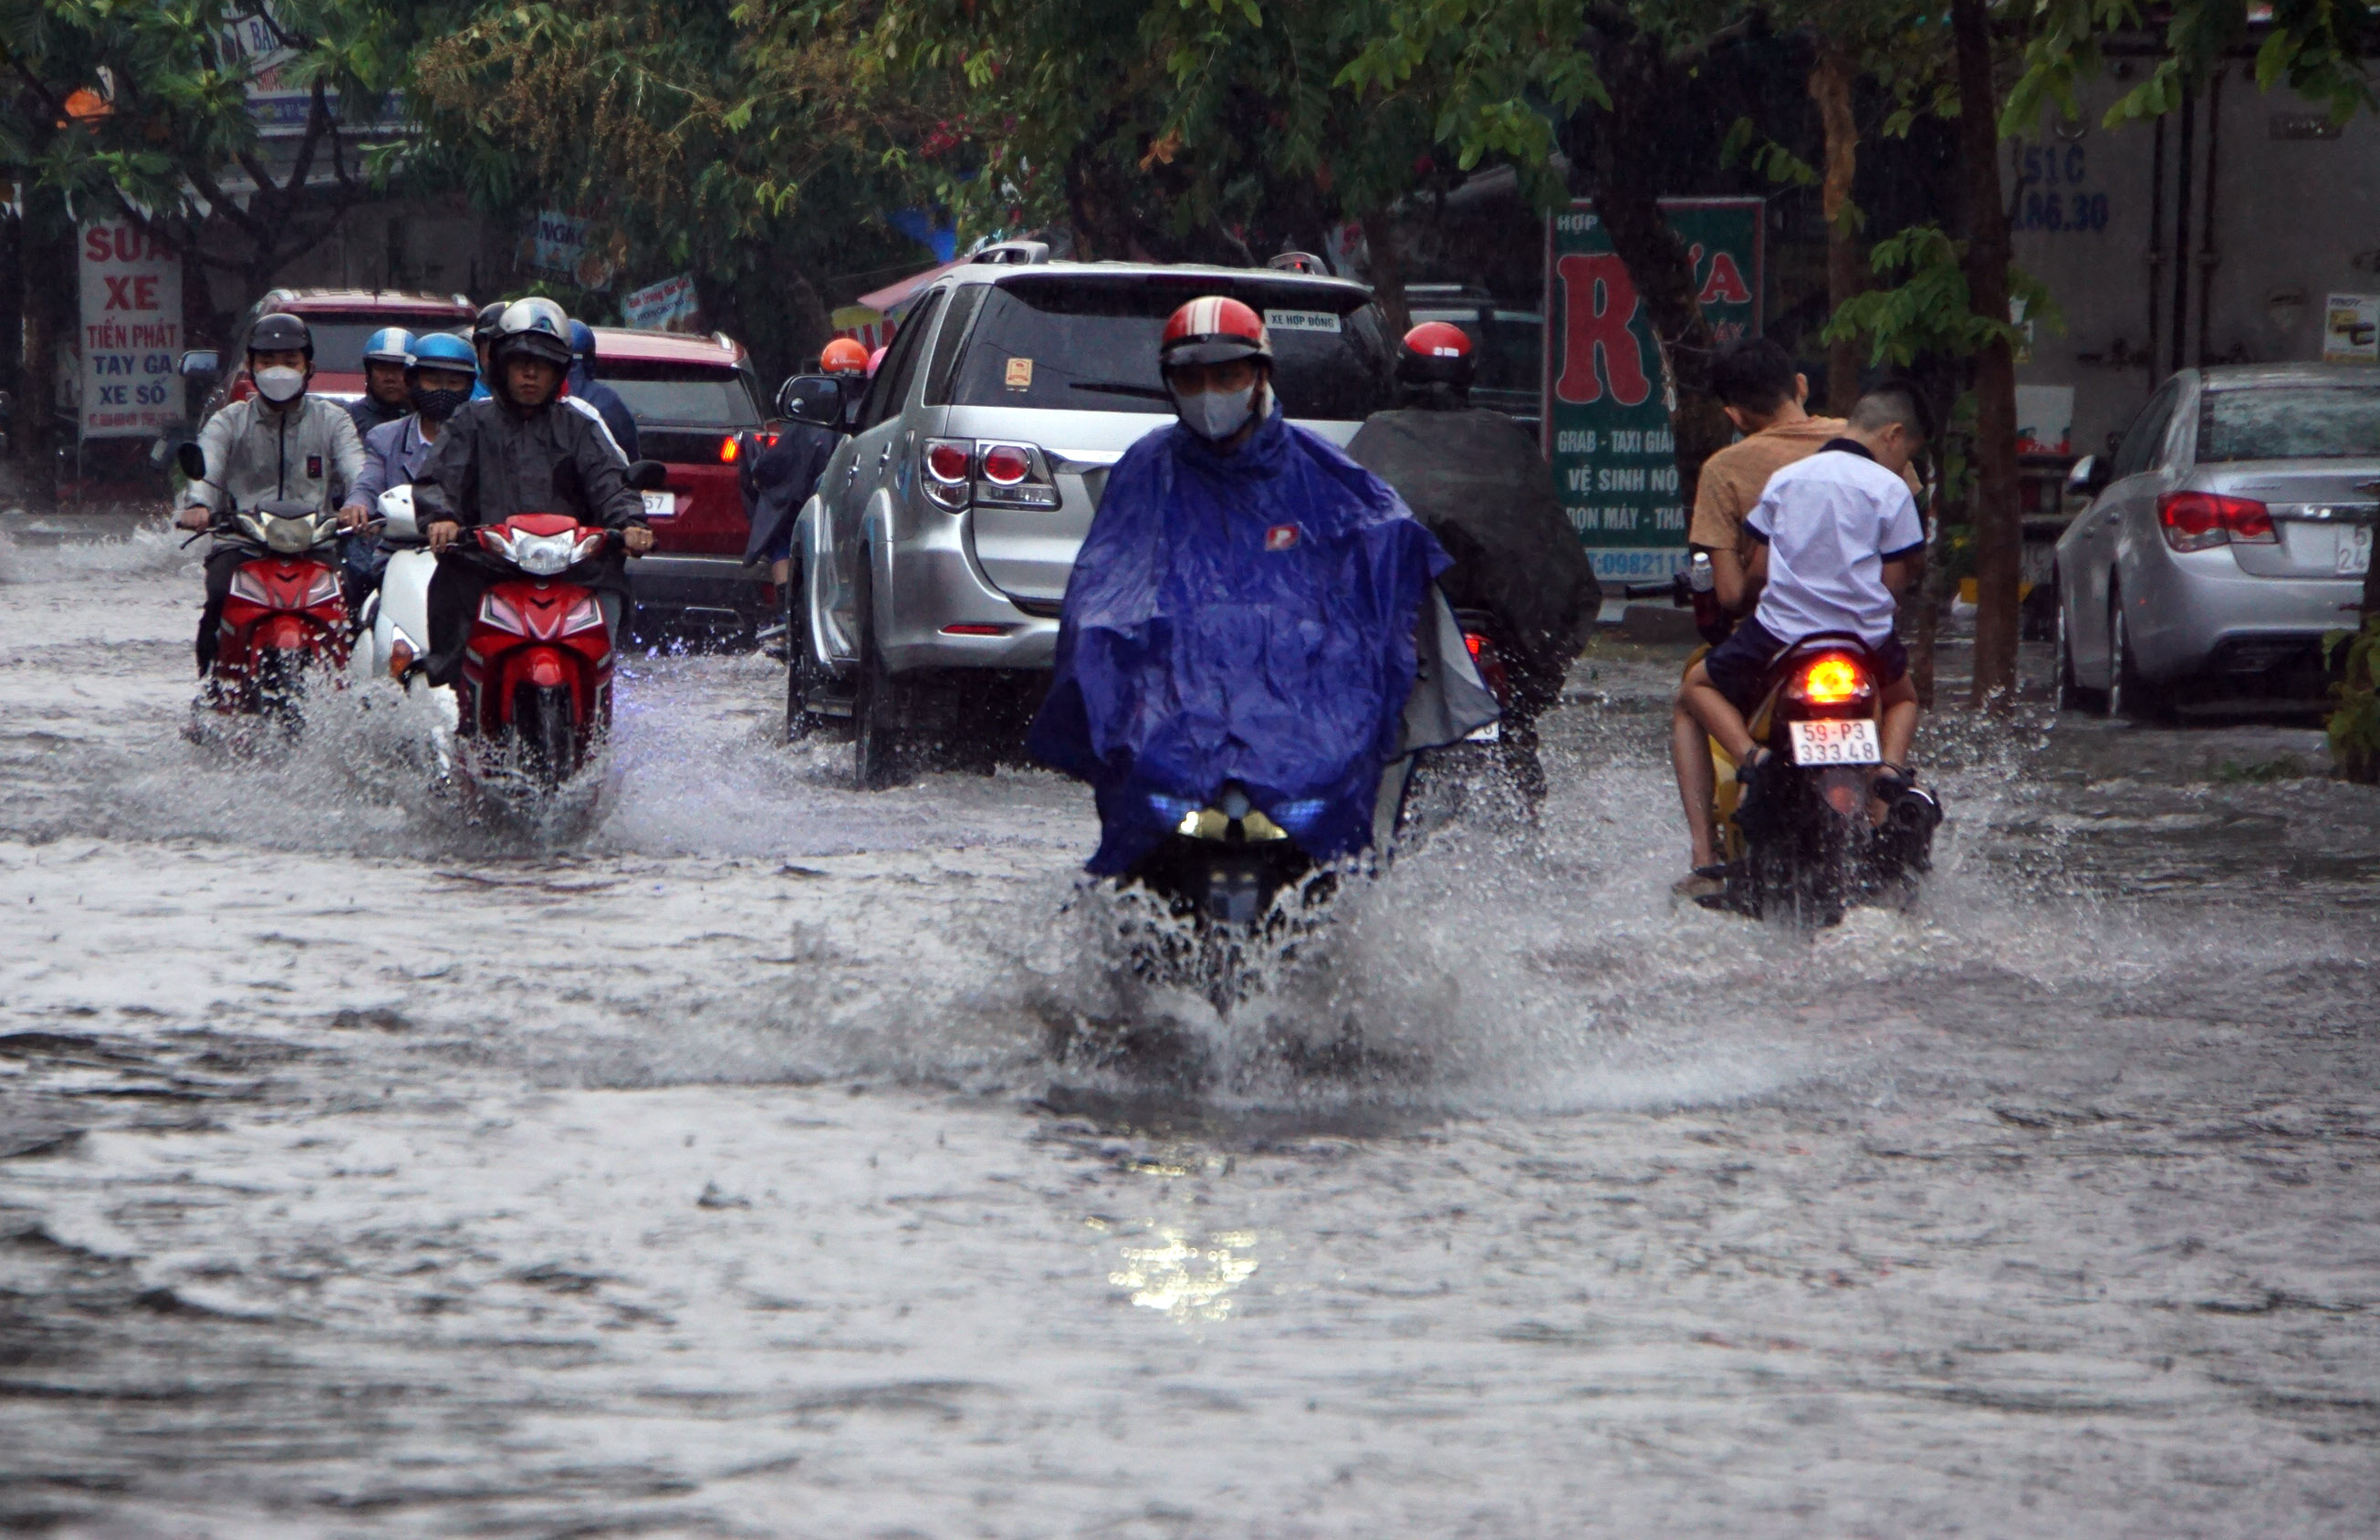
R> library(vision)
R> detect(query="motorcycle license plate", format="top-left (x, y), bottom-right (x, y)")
top-left (2339, 524), bottom-right (2373, 576)
top-left (641, 491), bottom-right (677, 518)
top-left (1788, 718), bottom-right (1882, 765)
top-left (1463, 720), bottom-right (1501, 743)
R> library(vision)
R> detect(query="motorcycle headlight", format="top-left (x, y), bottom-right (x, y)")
top-left (512, 532), bottom-right (577, 577)
top-left (265, 516), bottom-right (316, 555)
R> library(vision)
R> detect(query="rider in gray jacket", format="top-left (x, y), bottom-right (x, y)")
top-left (173, 313), bottom-right (366, 674)
top-left (413, 298), bottom-right (652, 689)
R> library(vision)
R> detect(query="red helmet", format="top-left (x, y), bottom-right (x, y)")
top-left (1161, 296), bottom-right (1272, 368)
top-left (819, 337), bottom-right (870, 375)
top-left (1398, 320), bottom-right (1475, 390)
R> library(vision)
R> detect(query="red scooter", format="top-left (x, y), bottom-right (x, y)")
top-left (177, 443), bottom-right (349, 730)
top-left (453, 513), bottom-right (629, 817)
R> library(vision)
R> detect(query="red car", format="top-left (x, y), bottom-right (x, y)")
top-left (200, 288), bottom-right (478, 411)
top-left (586, 326), bottom-right (773, 639)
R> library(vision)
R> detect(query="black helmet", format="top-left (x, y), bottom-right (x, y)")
top-left (491, 297), bottom-right (575, 370)
top-left (247, 311), bottom-right (315, 360)
top-left (473, 301), bottom-right (507, 341)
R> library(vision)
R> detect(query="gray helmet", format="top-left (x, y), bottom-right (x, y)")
top-left (491, 297), bottom-right (574, 370)
top-left (473, 301), bottom-right (507, 341)
top-left (247, 311), bottom-right (315, 360)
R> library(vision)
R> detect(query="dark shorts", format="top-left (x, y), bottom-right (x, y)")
top-left (1701, 617), bottom-right (1908, 717)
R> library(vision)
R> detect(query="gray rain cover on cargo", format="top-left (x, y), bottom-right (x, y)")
top-left (1345, 407), bottom-right (1602, 678)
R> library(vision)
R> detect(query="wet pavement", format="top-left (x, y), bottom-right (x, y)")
top-left (2, 516), bottom-right (2375, 1537)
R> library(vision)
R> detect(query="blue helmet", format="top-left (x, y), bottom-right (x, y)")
top-left (567, 319), bottom-right (596, 363)
top-left (405, 331), bottom-right (478, 379)
top-left (362, 327), bottom-right (412, 366)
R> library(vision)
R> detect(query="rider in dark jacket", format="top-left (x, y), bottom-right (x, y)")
top-left (414, 299), bottom-right (653, 690)
top-left (741, 339), bottom-right (872, 586)
top-left (1345, 323), bottom-right (1602, 786)
top-left (566, 321), bottom-right (641, 463)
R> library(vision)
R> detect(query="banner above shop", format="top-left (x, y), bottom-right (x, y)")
top-left (622, 273), bottom-right (700, 332)
top-left (1541, 198), bottom-right (1763, 586)
top-left (77, 222), bottom-right (183, 441)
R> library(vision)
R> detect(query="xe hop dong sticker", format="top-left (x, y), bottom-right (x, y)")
top-left (1005, 358), bottom-right (1034, 390)
top-left (1264, 309), bottom-right (1341, 334)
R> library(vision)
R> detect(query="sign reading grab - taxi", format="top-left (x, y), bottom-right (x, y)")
top-left (78, 222), bottom-right (183, 440)
top-left (1541, 198), bottom-right (1762, 584)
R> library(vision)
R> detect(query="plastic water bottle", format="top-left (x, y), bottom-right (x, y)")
top-left (1686, 550), bottom-right (1729, 645)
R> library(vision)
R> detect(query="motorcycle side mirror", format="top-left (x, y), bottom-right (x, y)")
top-left (174, 442), bottom-right (207, 482)
top-left (624, 458), bottom-right (667, 493)
top-left (377, 485), bottom-right (419, 540)
top-left (777, 374), bottom-right (842, 428)
top-left (178, 349), bottom-right (220, 383)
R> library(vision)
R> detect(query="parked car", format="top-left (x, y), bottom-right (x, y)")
top-left (2054, 363), bottom-right (2378, 718)
top-left (784, 244), bottom-right (1396, 783)
top-left (183, 288), bottom-right (478, 417)
top-left (587, 326), bottom-right (772, 640)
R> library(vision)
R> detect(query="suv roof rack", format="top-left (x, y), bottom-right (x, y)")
top-left (971, 240), bottom-right (1050, 266)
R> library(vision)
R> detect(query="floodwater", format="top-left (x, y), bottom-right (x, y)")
top-left (3, 517), bottom-right (2376, 1538)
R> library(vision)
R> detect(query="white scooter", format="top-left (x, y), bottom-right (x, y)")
top-left (354, 484), bottom-right (459, 759)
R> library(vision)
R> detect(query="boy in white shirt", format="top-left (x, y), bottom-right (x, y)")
top-left (1680, 384), bottom-right (1928, 791)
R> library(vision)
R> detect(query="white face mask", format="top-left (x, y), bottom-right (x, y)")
top-left (254, 366), bottom-right (306, 404)
top-left (1172, 380), bottom-right (1259, 441)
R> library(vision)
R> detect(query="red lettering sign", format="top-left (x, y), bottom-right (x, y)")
top-left (1697, 251), bottom-right (1752, 307)
top-left (1553, 253), bottom-right (1651, 407)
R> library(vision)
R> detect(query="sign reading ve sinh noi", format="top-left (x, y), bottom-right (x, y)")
top-left (1541, 198), bottom-right (1763, 585)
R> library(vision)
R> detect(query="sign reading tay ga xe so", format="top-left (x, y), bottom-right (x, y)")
top-left (78, 222), bottom-right (183, 440)
top-left (1541, 198), bottom-right (1763, 584)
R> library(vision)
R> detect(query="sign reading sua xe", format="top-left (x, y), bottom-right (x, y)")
top-left (78, 223), bottom-right (183, 441)
top-left (1541, 198), bottom-right (1763, 584)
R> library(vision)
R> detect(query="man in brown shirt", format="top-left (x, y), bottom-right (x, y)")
top-left (1672, 339), bottom-right (1851, 890)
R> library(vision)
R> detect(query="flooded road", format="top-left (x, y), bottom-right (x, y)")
top-left (4, 519), bottom-right (2377, 1537)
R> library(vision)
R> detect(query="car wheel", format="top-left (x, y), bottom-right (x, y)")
top-left (2055, 598), bottom-right (2102, 713)
top-left (784, 557), bottom-right (851, 745)
top-left (2108, 588), bottom-right (2170, 723)
top-left (851, 560), bottom-right (914, 789)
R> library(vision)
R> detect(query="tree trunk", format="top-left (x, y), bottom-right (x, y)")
top-left (1809, 41), bottom-right (1864, 414)
top-left (1589, 36), bottom-right (1734, 512)
top-left (1358, 207), bottom-right (1410, 339)
top-left (1953, 0), bottom-right (2021, 712)
top-left (16, 187), bottom-right (75, 506)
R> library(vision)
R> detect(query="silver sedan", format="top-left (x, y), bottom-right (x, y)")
top-left (2055, 363), bottom-right (2377, 718)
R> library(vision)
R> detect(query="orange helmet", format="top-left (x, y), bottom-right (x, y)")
top-left (1399, 320), bottom-right (1475, 389)
top-left (819, 337), bottom-right (871, 375)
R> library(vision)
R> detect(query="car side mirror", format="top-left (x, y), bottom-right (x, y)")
top-left (624, 458), bottom-right (667, 493)
top-left (178, 349), bottom-right (220, 383)
top-left (174, 442), bottom-right (207, 483)
top-left (777, 373), bottom-right (842, 428)
top-left (2067, 454), bottom-right (2112, 497)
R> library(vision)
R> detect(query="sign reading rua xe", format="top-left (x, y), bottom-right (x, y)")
top-left (1541, 198), bottom-right (1763, 585)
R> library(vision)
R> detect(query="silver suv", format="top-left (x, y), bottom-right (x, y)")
top-left (786, 250), bottom-right (1395, 785)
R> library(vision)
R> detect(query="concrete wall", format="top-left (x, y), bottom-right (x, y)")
top-left (2013, 64), bottom-right (2380, 461)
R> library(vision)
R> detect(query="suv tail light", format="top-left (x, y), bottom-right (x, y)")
top-left (1462, 627), bottom-right (1511, 706)
top-left (2158, 491), bottom-right (2274, 552)
top-left (718, 435), bottom-right (740, 463)
top-left (918, 440), bottom-right (1061, 514)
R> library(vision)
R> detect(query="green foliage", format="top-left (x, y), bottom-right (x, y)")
top-left (1823, 224), bottom-right (2062, 366)
top-left (1719, 116), bottom-right (1820, 190)
top-left (2006, 0), bottom-right (2380, 137)
top-left (2323, 618), bottom-right (2380, 783)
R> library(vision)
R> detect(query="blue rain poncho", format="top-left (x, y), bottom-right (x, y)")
top-left (1027, 406), bottom-right (1451, 874)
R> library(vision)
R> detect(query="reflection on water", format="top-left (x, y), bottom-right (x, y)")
top-left (1110, 1227), bottom-right (1261, 1322)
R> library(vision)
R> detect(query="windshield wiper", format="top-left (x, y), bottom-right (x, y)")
top-left (1067, 380), bottom-right (1172, 401)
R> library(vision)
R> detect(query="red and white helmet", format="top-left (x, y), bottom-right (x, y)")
top-left (1399, 320), bottom-right (1475, 389)
top-left (1161, 296), bottom-right (1272, 368)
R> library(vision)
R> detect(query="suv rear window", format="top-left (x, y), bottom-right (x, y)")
top-left (944, 275), bottom-right (1393, 421)
top-left (260, 315), bottom-right (470, 371)
top-left (595, 365), bottom-right (762, 428)
top-left (2198, 385), bottom-right (2380, 462)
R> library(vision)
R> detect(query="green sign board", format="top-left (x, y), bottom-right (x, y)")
top-left (1540, 198), bottom-right (1764, 586)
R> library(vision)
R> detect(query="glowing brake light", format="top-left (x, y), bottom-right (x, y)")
top-left (2157, 491), bottom-right (2274, 552)
top-left (718, 435), bottom-right (740, 463)
top-left (1799, 654), bottom-right (1866, 705)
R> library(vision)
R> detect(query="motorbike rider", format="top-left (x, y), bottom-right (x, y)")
top-left (468, 302), bottom-right (506, 401)
top-left (566, 320), bottom-right (641, 462)
top-left (1346, 322), bottom-right (1601, 799)
top-left (1678, 383), bottom-right (1928, 818)
top-left (347, 328), bottom-right (414, 437)
top-left (336, 333), bottom-right (481, 606)
top-left (172, 312), bottom-right (366, 676)
top-left (742, 338), bottom-right (872, 588)
top-left (1668, 340), bottom-right (1924, 891)
top-left (412, 299), bottom-right (655, 692)
top-left (1027, 296), bottom-right (1465, 874)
